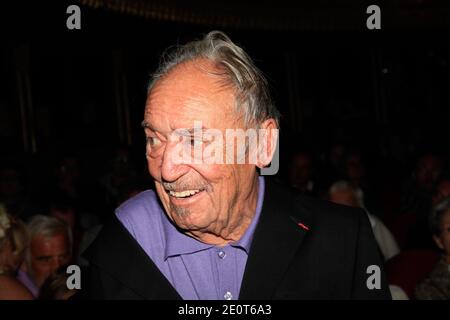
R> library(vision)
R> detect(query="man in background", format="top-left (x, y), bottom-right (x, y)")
top-left (18, 215), bottom-right (71, 298)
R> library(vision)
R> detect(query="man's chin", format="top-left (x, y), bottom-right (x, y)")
top-left (169, 209), bottom-right (210, 230)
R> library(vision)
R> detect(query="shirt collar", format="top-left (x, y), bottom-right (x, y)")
top-left (162, 211), bottom-right (212, 260)
top-left (230, 176), bottom-right (265, 253)
top-left (162, 176), bottom-right (265, 260)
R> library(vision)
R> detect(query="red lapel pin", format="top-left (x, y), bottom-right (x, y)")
top-left (297, 222), bottom-right (310, 231)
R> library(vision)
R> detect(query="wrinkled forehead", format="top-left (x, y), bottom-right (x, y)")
top-left (144, 61), bottom-right (240, 132)
top-left (31, 233), bottom-right (68, 248)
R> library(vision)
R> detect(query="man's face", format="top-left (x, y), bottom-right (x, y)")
top-left (29, 233), bottom-right (70, 287)
top-left (143, 60), bottom-right (259, 240)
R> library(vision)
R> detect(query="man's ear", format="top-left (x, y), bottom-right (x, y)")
top-left (256, 118), bottom-right (278, 169)
top-left (433, 234), bottom-right (444, 250)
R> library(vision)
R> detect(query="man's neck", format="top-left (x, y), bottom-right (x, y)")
top-left (187, 176), bottom-right (260, 246)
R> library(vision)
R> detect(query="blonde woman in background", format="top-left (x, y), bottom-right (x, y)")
top-left (0, 204), bottom-right (33, 299)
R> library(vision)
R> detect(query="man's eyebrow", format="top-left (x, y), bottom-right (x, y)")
top-left (141, 122), bottom-right (210, 134)
top-left (141, 120), bottom-right (153, 129)
top-left (178, 127), bottom-right (209, 135)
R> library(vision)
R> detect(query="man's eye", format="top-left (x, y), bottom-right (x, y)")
top-left (189, 136), bottom-right (208, 147)
top-left (190, 137), bottom-right (201, 146)
top-left (146, 136), bottom-right (162, 147)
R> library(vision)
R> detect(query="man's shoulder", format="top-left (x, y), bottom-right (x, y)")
top-left (115, 189), bottom-right (161, 223)
top-left (297, 192), bottom-right (363, 225)
top-left (266, 179), bottom-right (364, 229)
top-left (116, 189), bottom-right (158, 212)
top-left (83, 189), bottom-right (162, 260)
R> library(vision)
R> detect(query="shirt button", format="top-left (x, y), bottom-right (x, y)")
top-left (224, 291), bottom-right (233, 300)
top-left (218, 250), bottom-right (226, 259)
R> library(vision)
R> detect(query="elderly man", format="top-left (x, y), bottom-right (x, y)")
top-left (82, 31), bottom-right (390, 299)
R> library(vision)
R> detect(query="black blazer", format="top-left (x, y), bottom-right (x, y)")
top-left (81, 180), bottom-right (391, 300)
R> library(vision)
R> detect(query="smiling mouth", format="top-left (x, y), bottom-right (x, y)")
top-left (167, 189), bottom-right (205, 199)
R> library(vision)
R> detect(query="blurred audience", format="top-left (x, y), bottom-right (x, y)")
top-left (289, 151), bottom-right (319, 196)
top-left (1, 136), bottom-right (449, 300)
top-left (328, 180), bottom-right (400, 261)
top-left (53, 156), bottom-right (81, 201)
top-left (344, 151), bottom-right (367, 187)
top-left (17, 215), bottom-right (72, 298)
top-left (0, 204), bottom-right (33, 300)
top-left (432, 177), bottom-right (450, 205)
top-left (386, 249), bottom-right (439, 299)
top-left (100, 146), bottom-right (137, 209)
top-left (48, 195), bottom-right (92, 260)
top-left (50, 155), bottom-right (106, 224)
top-left (414, 196), bottom-right (450, 299)
top-left (387, 154), bottom-right (442, 250)
top-left (325, 142), bottom-right (347, 182)
top-left (0, 163), bottom-right (39, 221)
top-left (38, 268), bottom-right (77, 300)
top-left (399, 154), bottom-right (442, 218)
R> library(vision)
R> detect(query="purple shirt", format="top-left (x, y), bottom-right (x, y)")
top-left (16, 269), bottom-right (39, 298)
top-left (116, 176), bottom-right (265, 300)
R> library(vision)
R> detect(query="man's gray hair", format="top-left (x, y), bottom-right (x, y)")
top-left (27, 215), bottom-right (72, 253)
top-left (328, 180), bottom-right (365, 208)
top-left (147, 30), bottom-right (280, 127)
top-left (24, 215), bottom-right (72, 280)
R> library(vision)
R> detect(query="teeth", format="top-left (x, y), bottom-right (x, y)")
top-left (169, 189), bottom-right (202, 198)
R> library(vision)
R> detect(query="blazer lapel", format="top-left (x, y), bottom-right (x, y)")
top-left (84, 215), bottom-right (182, 300)
top-left (239, 180), bottom-right (312, 299)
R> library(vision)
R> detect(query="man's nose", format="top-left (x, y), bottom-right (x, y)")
top-left (160, 140), bottom-right (190, 182)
